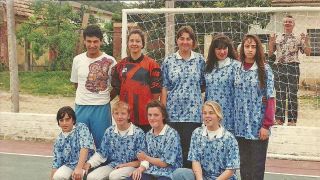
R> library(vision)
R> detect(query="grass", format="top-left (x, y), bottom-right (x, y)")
top-left (0, 71), bottom-right (75, 97)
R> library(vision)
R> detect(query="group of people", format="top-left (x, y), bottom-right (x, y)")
top-left (50, 14), bottom-right (310, 180)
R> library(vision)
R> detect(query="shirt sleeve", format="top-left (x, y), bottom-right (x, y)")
top-left (52, 139), bottom-right (63, 169)
top-left (77, 123), bottom-right (95, 150)
top-left (150, 61), bottom-right (162, 94)
top-left (70, 57), bottom-right (78, 83)
top-left (161, 58), bottom-right (171, 90)
top-left (160, 130), bottom-right (182, 168)
top-left (199, 55), bottom-right (206, 87)
top-left (224, 135), bottom-right (240, 170)
top-left (263, 98), bottom-right (275, 129)
top-left (111, 63), bottom-right (121, 95)
top-left (97, 128), bottom-right (111, 159)
top-left (265, 64), bottom-right (275, 99)
top-left (187, 129), bottom-right (201, 162)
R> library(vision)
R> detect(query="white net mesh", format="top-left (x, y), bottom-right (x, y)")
top-left (123, 7), bottom-right (320, 126)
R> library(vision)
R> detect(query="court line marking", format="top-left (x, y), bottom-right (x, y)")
top-left (1, 151), bottom-right (319, 178)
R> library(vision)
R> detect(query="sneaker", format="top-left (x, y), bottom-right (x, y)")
top-left (287, 121), bottom-right (296, 126)
top-left (274, 119), bottom-right (284, 125)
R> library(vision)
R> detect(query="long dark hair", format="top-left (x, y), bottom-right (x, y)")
top-left (206, 34), bottom-right (237, 73)
top-left (239, 34), bottom-right (266, 88)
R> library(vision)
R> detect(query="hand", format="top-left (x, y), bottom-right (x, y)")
top-left (259, 127), bottom-right (269, 140)
top-left (300, 33), bottom-right (309, 45)
top-left (72, 166), bottom-right (83, 180)
top-left (137, 151), bottom-right (148, 161)
top-left (115, 163), bottom-right (127, 169)
top-left (269, 33), bottom-right (276, 44)
top-left (262, 96), bottom-right (267, 104)
top-left (131, 166), bottom-right (145, 180)
top-left (83, 163), bottom-right (91, 174)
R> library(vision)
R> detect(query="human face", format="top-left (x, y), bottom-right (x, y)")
top-left (214, 47), bottom-right (228, 61)
top-left (243, 38), bottom-right (257, 62)
top-left (84, 36), bottom-right (102, 58)
top-left (283, 17), bottom-right (295, 33)
top-left (177, 32), bottom-right (194, 53)
top-left (202, 105), bottom-right (220, 131)
top-left (128, 33), bottom-right (143, 55)
top-left (147, 107), bottom-right (164, 129)
top-left (58, 114), bottom-right (74, 133)
top-left (113, 108), bottom-right (130, 128)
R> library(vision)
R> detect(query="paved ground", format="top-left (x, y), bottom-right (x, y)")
top-left (0, 140), bottom-right (319, 180)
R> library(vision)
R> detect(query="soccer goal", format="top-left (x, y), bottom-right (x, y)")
top-left (121, 6), bottom-right (320, 126)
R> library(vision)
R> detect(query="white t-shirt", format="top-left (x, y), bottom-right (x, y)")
top-left (70, 52), bottom-right (117, 105)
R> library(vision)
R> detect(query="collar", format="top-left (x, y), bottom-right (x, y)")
top-left (217, 57), bottom-right (231, 68)
top-left (114, 123), bottom-right (134, 136)
top-left (127, 54), bottom-right (144, 63)
top-left (202, 125), bottom-right (224, 139)
top-left (175, 51), bottom-right (196, 61)
top-left (151, 124), bottom-right (169, 136)
top-left (242, 61), bottom-right (258, 71)
top-left (62, 126), bottom-right (75, 138)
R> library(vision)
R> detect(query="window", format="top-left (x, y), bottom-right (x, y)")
top-left (307, 29), bottom-right (320, 56)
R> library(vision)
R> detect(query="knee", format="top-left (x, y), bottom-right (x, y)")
top-left (52, 173), bottom-right (69, 180)
top-left (109, 172), bottom-right (123, 180)
top-left (86, 173), bottom-right (100, 180)
top-left (172, 168), bottom-right (195, 180)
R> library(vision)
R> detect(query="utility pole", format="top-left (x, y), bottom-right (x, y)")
top-left (165, 0), bottom-right (175, 56)
top-left (6, 0), bottom-right (19, 112)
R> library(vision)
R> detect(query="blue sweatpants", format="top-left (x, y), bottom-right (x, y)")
top-left (75, 103), bottom-right (111, 149)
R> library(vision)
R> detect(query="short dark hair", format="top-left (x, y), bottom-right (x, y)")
top-left (83, 25), bottom-right (103, 41)
top-left (56, 106), bottom-right (76, 125)
top-left (176, 25), bottom-right (197, 48)
top-left (128, 29), bottom-right (146, 48)
top-left (146, 100), bottom-right (168, 124)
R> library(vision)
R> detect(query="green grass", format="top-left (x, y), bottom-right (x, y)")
top-left (0, 71), bottom-right (75, 97)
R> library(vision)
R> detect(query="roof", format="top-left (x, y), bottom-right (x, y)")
top-left (272, 0), bottom-right (320, 6)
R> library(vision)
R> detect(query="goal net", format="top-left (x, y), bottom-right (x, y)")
top-left (121, 6), bottom-right (320, 126)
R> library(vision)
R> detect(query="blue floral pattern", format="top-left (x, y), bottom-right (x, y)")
top-left (52, 123), bottom-right (95, 169)
top-left (205, 58), bottom-right (240, 133)
top-left (161, 52), bottom-right (205, 123)
top-left (188, 127), bottom-right (240, 180)
top-left (234, 63), bottom-right (275, 139)
top-left (97, 125), bottom-right (146, 168)
top-left (145, 125), bottom-right (183, 178)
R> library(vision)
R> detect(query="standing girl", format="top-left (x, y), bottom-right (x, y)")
top-left (161, 26), bottom-right (205, 168)
top-left (234, 34), bottom-right (275, 180)
top-left (112, 29), bottom-right (162, 132)
top-left (205, 34), bottom-right (240, 134)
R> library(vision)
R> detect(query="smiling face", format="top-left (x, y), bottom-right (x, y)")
top-left (283, 16), bottom-right (295, 34)
top-left (214, 47), bottom-right (229, 61)
top-left (128, 33), bottom-right (143, 55)
top-left (84, 36), bottom-right (102, 58)
top-left (113, 108), bottom-right (130, 127)
top-left (202, 104), bottom-right (220, 131)
top-left (58, 113), bottom-right (74, 133)
top-left (177, 32), bottom-right (194, 53)
top-left (147, 107), bottom-right (164, 129)
top-left (243, 38), bottom-right (257, 62)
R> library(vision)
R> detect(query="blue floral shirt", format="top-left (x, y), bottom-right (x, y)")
top-left (161, 51), bottom-right (205, 123)
top-left (97, 124), bottom-right (146, 168)
top-left (234, 63), bottom-right (275, 139)
top-left (188, 126), bottom-right (240, 180)
top-left (145, 124), bottom-right (183, 178)
top-left (52, 123), bottom-right (95, 170)
top-left (205, 58), bottom-right (240, 133)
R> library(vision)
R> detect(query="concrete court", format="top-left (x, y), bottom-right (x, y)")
top-left (0, 140), bottom-right (320, 180)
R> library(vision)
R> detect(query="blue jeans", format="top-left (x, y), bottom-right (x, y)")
top-left (75, 103), bottom-right (112, 149)
top-left (236, 137), bottom-right (268, 180)
top-left (172, 168), bottom-right (195, 180)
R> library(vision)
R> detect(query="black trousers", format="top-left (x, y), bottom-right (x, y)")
top-left (274, 63), bottom-right (300, 123)
top-left (236, 137), bottom-right (269, 180)
top-left (168, 122), bottom-right (201, 168)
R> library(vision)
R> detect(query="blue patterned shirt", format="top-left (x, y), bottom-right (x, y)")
top-left (52, 123), bottom-right (95, 170)
top-left (161, 51), bottom-right (205, 123)
top-left (97, 124), bottom-right (146, 168)
top-left (234, 63), bottom-right (275, 139)
top-left (145, 124), bottom-right (183, 178)
top-left (188, 126), bottom-right (240, 180)
top-left (205, 58), bottom-right (240, 133)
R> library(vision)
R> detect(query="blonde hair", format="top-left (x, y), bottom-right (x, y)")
top-left (202, 101), bottom-right (224, 121)
top-left (112, 101), bottom-right (130, 114)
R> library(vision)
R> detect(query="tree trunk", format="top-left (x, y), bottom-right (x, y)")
top-left (6, 0), bottom-right (19, 112)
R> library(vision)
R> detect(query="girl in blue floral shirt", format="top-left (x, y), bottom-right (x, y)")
top-left (84, 101), bottom-right (146, 180)
top-left (51, 106), bottom-right (95, 180)
top-left (128, 100), bottom-right (183, 180)
top-left (172, 101), bottom-right (240, 180)
top-left (234, 34), bottom-right (275, 180)
top-left (205, 34), bottom-right (240, 134)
